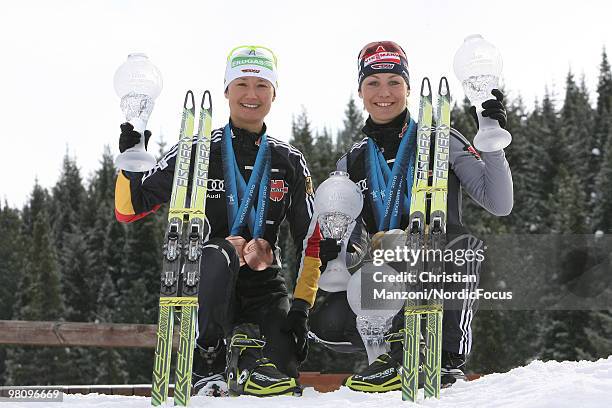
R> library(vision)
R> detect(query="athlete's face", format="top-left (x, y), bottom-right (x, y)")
top-left (359, 73), bottom-right (409, 124)
top-left (225, 77), bottom-right (275, 133)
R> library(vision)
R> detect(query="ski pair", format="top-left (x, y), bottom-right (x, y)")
top-left (402, 77), bottom-right (450, 402)
top-left (151, 90), bottom-right (213, 407)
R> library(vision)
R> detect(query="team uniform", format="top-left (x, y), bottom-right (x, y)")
top-left (115, 123), bottom-right (322, 395)
top-left (309, 109), bottom-right (513, 390)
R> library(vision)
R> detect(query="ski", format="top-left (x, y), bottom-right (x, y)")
top-left (151, 90), bottom-right (213, 407)
top-left (402, 77), bottom-right (433, 402)
top-left (151, 90), bottom-right (196, 407)
top-left (402, 77), bottom-right (450, 402)
top-left (423, 77), bottom-right (450, 399)
top-left (173, 91), bottom-right (213, 406)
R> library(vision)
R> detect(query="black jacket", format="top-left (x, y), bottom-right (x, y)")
top-left (115, 123), bottom-right (323, 306)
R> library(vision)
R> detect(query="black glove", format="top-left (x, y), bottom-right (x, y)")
top-left (469, 89), bottom-right (507, 129)
top-left (319, 238), bottom-right (341, 273)
top-left (119, 122), bottom-right (152, 153)
top-left (281, 299), bottom-right (310, 363)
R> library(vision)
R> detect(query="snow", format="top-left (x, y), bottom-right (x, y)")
top-left (4, 357), bottom-right (612, 408)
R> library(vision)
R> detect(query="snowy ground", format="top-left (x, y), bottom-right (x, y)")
top-left (4, 357), bottom-right (612, 407)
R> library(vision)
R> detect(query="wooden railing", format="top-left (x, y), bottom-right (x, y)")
top-left (0, 320), bottom-right (175, 348)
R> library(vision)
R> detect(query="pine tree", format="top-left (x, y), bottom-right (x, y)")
top-left (290, 107), bottom-right (315, 160)
top-left (559, 72), bottom-right (595, 219)
top-left (593, 119), bottom-right (612, 232)
top-left (0, 203), bottom-right (23, 319)
top-left (87, 148), bottom-right (125, 290)
top-left (50, 152), bottom-right (91, 322)
top-left (586, 308), bottom-right (612, 358)
top-left (49, 152), bottom-right (86, 254)
top-left (541, 162), bottom-right (596, 362)
top-left (540, 310), bottom-right (597, 361)
top-left (592, 50), bottom-right (612, 233)
top-left (591, 49), bottom-right (612, 201)
top-left (336, 95), bottom-right (364, 156)
top-left (21, 180), bottom-right (50, 236)
top-left (14, 182), bottom-right (49, 321)
top-left (311, 128), bottom-right (336, 185)
top-left (94, 271), bottom-right (128, 383)
top-left (117, 232), bottom-right (160, 383)
top-left (0, 202), bottom-right (24, 384)
top-left (540, 89), bottom-right (562, 205)
top-left (550, 166), bottom-right (589, 234)
top-left (6, 207), bottom-right (69, 385)
top-left (506, 94), bottom-right (556, 233)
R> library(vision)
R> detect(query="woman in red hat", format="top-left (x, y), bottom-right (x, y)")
top-left (310, 40), bottom-right (513, 392)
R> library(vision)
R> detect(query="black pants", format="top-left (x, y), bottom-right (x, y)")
top-left (310, 228), bottom-right (483, 356)
top-left (195, 238), bottom-right (299, 378)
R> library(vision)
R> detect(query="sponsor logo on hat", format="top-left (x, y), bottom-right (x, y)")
top-left (231, 56), bottom-right (274, 70)
top-left (364, 52), bottom-right (401, 66)
top-left (242, 68), bottom-right (261, 73)
top-left (371, 63), bottom-right (395, 70)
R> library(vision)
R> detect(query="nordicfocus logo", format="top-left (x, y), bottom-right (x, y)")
top-left (372, 63), bottom-right (395, 70)
top-left (364, 52), bottom-right (401, 66)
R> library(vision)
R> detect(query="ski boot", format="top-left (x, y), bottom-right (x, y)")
top-left (343, 330), bottom-right (428, 393)
top-left (343, 331), bottom-right (405, 393)
top-left (440, 350), bottom-right (467, 388)
top-left (226, 323), bottom-right (302, 397)
top-left (192, 340), bottom-right (229, 397)
top-left (343, 352), bottom-right (402, 392)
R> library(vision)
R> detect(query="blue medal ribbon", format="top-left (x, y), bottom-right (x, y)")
top-left (366, 118), bottom-right (416, 231)
top-left (222, 124), bottom-right (271, 237)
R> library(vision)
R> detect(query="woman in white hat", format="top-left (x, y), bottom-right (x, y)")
top-left (115, 45), bottom-right (323, 397)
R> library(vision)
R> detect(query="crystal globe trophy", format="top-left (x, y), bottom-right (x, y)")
top-left (113, 53), bottom-right (163, 171)
top-left (347, 263), bottom-right (405, 364)
top-left (453, 34), bottom-right (512, 152)
top-left (314, 171), bottom-right (363, 292)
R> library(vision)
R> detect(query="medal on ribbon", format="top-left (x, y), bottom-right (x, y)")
top-left (366, 118), bottom-right (417, 232)
top-left (222, 124), bottom-right (273, 270)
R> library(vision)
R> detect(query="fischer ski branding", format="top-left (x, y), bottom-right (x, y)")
top-left (151, 91), bottom-right (213, 407)
top-left (402, 77), bottom-right (450, 402)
